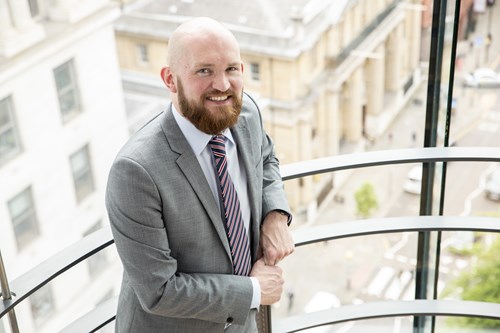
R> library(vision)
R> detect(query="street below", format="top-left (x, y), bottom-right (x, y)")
top-left (273, 3), bottom-right (500, 331)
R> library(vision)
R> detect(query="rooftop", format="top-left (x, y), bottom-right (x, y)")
top-left (116, 0), bottom-right (351, 57)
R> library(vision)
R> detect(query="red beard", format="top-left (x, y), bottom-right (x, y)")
top-left (177, 78), bottom-right (242, 135)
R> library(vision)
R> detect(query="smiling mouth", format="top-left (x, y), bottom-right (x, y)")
top-left (207, 95), bottom-right (230, 102)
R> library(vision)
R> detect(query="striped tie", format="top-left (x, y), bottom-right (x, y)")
top-left (209, 135), bottom-right (251, 276)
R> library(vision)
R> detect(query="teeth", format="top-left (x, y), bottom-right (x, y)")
top-left (208, 96), bottom-right (229, 101)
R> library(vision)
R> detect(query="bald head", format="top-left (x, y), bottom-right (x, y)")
top-left (160, 16), bottom-right (245, 134)
top-left (166, 17), bottom-right (240, 71)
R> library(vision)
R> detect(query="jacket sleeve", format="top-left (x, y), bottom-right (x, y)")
top-left (244, 93), bottom-right (292, 222)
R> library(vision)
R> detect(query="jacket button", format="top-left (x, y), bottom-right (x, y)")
top-left (226, 317), bottom-right (234, 323)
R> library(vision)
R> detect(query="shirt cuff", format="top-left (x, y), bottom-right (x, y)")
top-left (274, 209), bottom-right (292, 225)
top-left (250, 277), bottom-right (261, 309)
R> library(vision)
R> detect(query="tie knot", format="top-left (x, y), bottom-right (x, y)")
top-left (209, 135), bottom-right (227, 157)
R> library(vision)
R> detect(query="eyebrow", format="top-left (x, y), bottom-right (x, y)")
top-left (193, 62), bottom-right (241, 68)
top-left (194, 63), bottom-right (214, 68)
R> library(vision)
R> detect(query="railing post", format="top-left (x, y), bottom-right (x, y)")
top-left (257, 305), bottom-right (272, 333)
top-left (0, 250), bottom-right (20, 333)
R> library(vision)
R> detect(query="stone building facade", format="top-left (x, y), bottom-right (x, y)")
top-left (0, 1), bottom-right (128, 331)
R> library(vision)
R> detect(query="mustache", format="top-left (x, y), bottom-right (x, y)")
top-left (202, 89), bottom-right (235, 97)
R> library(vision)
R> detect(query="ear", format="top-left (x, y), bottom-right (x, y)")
top-left (240, 62), bottom-right (244, 74)
top-left (160, 67), bottom-right (177, 93)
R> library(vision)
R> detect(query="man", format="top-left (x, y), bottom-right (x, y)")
top-left (106, 17), bottom-right (294, 332)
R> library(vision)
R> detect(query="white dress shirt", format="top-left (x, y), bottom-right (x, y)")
top-left (172, 106), bottom-right (261, 309)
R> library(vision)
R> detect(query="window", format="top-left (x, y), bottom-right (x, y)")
top-left (250, 62), bottom-right (260, 81)
top-left (53, 60), bottom-right (80, 121)
top-left (27, 0), bottom-right (40, 18)
top-left (84, 220), bottom-right (107, 276)
top-left (30, 285), bottom-right (54, 327)
top-left (8, 187), bottom-right (39, 250)
top-left (137, 44), bottom-right (149, 64)
top-left (70, 144), bottom-right (95, 202)
top-left (0, 96), bottom-right (22, 163)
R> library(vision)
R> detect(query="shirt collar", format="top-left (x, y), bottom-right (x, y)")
top-left (171, 104), bottom-right (235, 156)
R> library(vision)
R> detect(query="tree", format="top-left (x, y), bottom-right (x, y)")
top-left (354, 182), bottom-right (378, 218)
top-left (442, 234), bottom-right (500, 329)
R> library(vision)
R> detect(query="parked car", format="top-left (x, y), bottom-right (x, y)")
top-left (485, 168), bottom-right (500, 201)
top-left (463, 68), bottom-right (500, 88)
top-left (403, 165), bottom-right (422, 195)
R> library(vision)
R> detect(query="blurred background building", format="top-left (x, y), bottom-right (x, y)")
top-left (0, 0), bottom-right (128, 331)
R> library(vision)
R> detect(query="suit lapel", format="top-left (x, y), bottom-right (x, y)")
top-left (231, 116), bottom-right (261, 259)
top-left (160, 106), bottom-right (232, 260)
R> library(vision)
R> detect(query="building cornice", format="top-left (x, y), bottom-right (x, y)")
top-left (114, 0), bottom-right (352, 59)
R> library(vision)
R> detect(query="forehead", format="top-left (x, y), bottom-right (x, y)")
top-left (179, 31), bottom-right (241, 69)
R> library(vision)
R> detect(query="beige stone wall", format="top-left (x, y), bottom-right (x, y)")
top-left (242, 54), bottom-right (272, 96)
top-left (115, 34), bottom-right (167, 76)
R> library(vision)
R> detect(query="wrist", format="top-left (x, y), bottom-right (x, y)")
top-left (272, 210), bottom-right (292, 225)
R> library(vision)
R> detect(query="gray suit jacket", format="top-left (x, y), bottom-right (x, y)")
top-left (106, 93), bottom-right (290, 332)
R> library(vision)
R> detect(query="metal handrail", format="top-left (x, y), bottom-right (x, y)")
top-left (280, 146), bottom-right (500, 180)
top-left (275, 216), bottom-right (500, 331)
top-left (52, 215), bottom-right (500, 332)
top-left (273, 300), bottom-right (500, 333)
top-left (58, 296), bottom-right (118, 333)
top-left (2, 147), bottom-right (500, 331)
top-left (55, 215), bottom-right (500, 332)
top-left (0, 251), bottom-right (19, 333)
top-left (0, 227), bottom-right (114, 318)
top-left (292, 216), bottom-right (500, 246)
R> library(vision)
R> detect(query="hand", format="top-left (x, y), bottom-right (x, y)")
top-left (259, 211), bottom-right (294, 266)
top-left (250, 258), bottom-right (284, 305)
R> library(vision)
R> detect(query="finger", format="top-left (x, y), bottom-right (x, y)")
top-left (262, 252), bottom-right (271, 266)
top-left (263, 253), bottom-right (271, 266)
top-left (256, 246), bottom-right (263, 260)
top-left (267, 254), bottom-right (280, 266)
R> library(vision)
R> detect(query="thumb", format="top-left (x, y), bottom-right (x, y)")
top-left (256, 246), bottom-right (263, 260)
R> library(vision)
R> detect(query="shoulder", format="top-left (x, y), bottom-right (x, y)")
top-left (239, 92), bottom-right (264, 128)
top-left (114, 111), bottom-right (167, 162)
top-left (242, 91), bottom-right (261, 115)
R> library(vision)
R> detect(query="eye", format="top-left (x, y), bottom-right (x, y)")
top-left (227, 66), bottom-right (239, 72)
top-left (197, 68), bottom-right (212, 75)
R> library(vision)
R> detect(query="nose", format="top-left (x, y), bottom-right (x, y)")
top-left (212, 72), bottom-right (230, 92)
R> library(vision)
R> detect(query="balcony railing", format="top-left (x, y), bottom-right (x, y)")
top-left (2, 146), bottom-right (500, 332)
